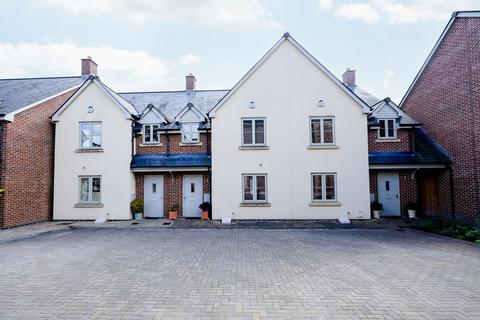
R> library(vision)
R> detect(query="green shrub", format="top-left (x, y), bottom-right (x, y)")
top-left (169, 204), bottom-right (179, 211)
top-left (130, 199), bottom-right (144, 214)
top-left (465, 229), bottom-right (480, 242)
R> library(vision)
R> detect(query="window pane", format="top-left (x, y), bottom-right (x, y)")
top-left (80, 178), bottom-right (89, 202)
top-left (92, 135), bottom-right (101, 148)
top-left (191, 183), bottom-right (195, 193)
top-left (243, 175), bottom-right (253, 201)
top-left (311, 119), bottom-right (321, 144)
top-left (192, 131), bottom-right (199, 142)
top-left (379, 120), bottom-right (386, 138)
top-left (81, 124), bottom-right (91, 148)
top-left (387, 120), bottom-right (395, 137)
top-left (312, 175), bottom-right (322, 200)
top-left (243, 120), bottom-right (253, 144)
top-left (144, 125), bottom-right (151, 142)
top-left (152, 183), bottom-right (156, 193)
top-left (325, 174), bottom-right (335, 200)
top-left (92, 124), bottom-right (101, 135)
top-left (256, 176), bottom-right (266, 201)
top-left (323, 119), bottom-right (334, 144)
top-left (152, 125), bottom-right (160, 142)
top-left (92, 178), bottom-right (101, 202)
top-left (255, 120), bottom-right (265, 144)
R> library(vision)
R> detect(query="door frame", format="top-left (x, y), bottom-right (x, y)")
top-left (182, 174), bottom-right (203, 218)
top-left (377, 172), bottom-right (401, 216)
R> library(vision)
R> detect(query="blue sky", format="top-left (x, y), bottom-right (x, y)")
top-left (0, 0), bottom-right (477, 102)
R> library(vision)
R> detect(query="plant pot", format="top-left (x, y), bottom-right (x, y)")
top-left (201, 211), bottom-right (209, 220)
top-left (134, 212), bottom-right (142, 221)
top-left (373, 210), bottom-right (380, 219)
top-left (408, 209), bottom-right (416, 219)
top-left (168, 211), bottom-right (178, 220)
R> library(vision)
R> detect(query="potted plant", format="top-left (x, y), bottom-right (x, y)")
top-left (168, 204), bottom-right (179, 220)
top-left (406, 202), bottom-right (418, 219)
top-left (199, 202), bottom-right (210, 220)
top-left (371, 201), bottom-right (383, 219)
top-left (130, 199), bottom-right (144, 221)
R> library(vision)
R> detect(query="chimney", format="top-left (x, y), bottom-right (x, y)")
top-left (342, 68), bottom-right (356, 87)
top-left (81, 56), bottom-right (98, 78)
top-left (186, 73), bottom-right (196, 91)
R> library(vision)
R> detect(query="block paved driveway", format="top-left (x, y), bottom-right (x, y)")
top-left (0, 228), bottom-right (479, 319)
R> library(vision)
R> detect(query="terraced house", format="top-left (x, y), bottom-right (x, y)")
top-left (3, 23), bottom-right (475, 225)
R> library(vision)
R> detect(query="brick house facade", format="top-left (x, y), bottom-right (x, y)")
top-left (401, 12), bottom-right (480, 223)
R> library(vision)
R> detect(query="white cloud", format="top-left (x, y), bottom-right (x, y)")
top-left (335, 3), bottom-right (380, 24)
top-left (179, 54), bottom-right (200, 65)
top-left (318, 0), bottom-right (333, 10)
top-left (322, 0), bottom-right (478, 24)
top-left (41, 0), bottom-right (281, 28)
top-left (0, 42), bottom-right (174, 91)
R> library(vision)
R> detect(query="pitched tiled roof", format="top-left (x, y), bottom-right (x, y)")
top-left (119, 90), bottom-right (228, 121)
top-left (0, 76), bottom-right (84, 115)
top-left (347, 85), bottom-right (380, 107)
top-left (131, 154), bottom-right (211, 168)
top-left (369, 128), bottom-right (451, 165)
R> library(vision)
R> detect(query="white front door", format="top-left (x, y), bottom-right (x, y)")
top-left (144, 175), bottom-right (164, 218)
top-left (183, 175), bottom-right (203, 218)
top-left (377, 172), bottom-right (400, 216)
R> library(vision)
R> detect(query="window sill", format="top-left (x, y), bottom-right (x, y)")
top-left (75, 148), bottom-right (104, 153)
top-left (307, 145), bottom-right (339, 150)
top-left (376, 139), bottom-right (400, 143)
top-left (309, 202), bottom-right (341, 207)
top-left (179, 142), bottom-right (202, 146)
top-left (238, 146), bottom-right (270, 150)
top-left (74, 203), bottom-right (104, 208)
top-left (240, 202), bottom-right (271, 207)
top-left (140, 143), bottom-right (163, 147)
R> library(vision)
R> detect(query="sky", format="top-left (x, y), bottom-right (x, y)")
top-left (0, 0), bottom-right (478, 102)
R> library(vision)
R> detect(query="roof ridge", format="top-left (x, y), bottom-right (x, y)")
top-left (119, 89), bottom-right (229, 94)
top-left (0, 75), bottom-right (82, 81)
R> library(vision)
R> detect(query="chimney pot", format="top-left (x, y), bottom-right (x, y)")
top-left (81, 57), bottom-right (98, 78)
top-left (186, 73), bottom-right (196, 91)
top-left (342, 68), bottom-right (356, 87)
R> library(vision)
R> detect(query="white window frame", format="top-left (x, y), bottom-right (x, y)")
top-left (143, 124), bottom-right (161, 144)
top-left (242, 174), bottom-right (268, 203)
top-left (241, 118), bottom-right (266, 146)
top-left (181, 122), bottom-right (200, 144)
top-left (309, 116), bottom-right (335, 145)
top-left (311, 173), bottom-right (337, 202)
top-left (377, 119), bottom-right (397, 139)
top-left (79, 122), bottom-right (102, 149)
top-left (79, 176), bottom-right (101, 203)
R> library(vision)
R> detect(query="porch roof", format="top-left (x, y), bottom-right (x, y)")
top-left (131, 153), bottom-right (211, 168)
top-left (369, 128), bottom-right (451, 166)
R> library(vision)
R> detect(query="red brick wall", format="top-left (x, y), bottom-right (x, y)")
top-left (135, 132), bottom-right (209, 155)
top-left (368, 129), bottom-right (413, 152)
top-left (134, 172), bottom-right (211, 218)
top-left (402, 17), bottom-right (480, 222)
top-left (0, 90), bottom-right (76, 228)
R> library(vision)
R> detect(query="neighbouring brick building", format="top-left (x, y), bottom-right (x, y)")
top-left (0, 75), bottom-right (84, 227)
top-left (343, 71), bottom-right (452, 218)
top-left (401, 11), bottom-right (480, 223)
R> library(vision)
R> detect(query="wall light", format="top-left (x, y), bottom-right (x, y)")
top-left (317, 99), bottom-right (325, 107)
top-left (249, 101), bottom-right (256, 109)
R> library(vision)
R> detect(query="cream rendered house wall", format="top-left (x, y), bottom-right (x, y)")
top-left (211, 40), bottom-right (370, 220)
top-left (53, 83), bottom-right (135, 220)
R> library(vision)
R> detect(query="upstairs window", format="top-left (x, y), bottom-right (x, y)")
top-left (378, 119), bottom-right (396, 139)
top-left (242, 118), bottom-right (265, 146)
top-left (312, 173), bottom-right (337, 202)
top-left (242, 174), bottom-right (267, 202)
top-left (143, 124), bottom-right (160, 144)
top-left (80, 122), bottom-right (102, 149)
top-left (310, 117), bottom-right (335, 145)
top-left (182, 123), bottom-right (200, 143)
